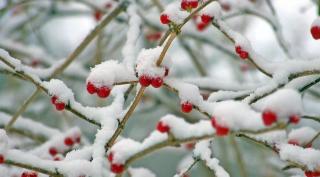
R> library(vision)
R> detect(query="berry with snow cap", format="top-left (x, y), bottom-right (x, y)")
top-left (111, 163), bottom-right (124, 174)
top-left (211, 117), bottom-right (229, 136)
top-left (156, 121), bottom-right (170, 133)
top-left (181, 101), bottom-right (193, 113)
top-left (262, 110), bottom-right (277, 126)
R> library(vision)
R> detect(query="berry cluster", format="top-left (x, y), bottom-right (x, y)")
top-left (48, 134), bottom-right (81, 161)
top-left (235, 46), bottom-right (249, 60)
top-left (51, 95), bottom-right (66, 111)
top-left (138, 67), bottom-right (169, 88)
top-left (86, 82), bottom-right (112, 98)
top-left (262, 109), bottom-right (300, 126)
top-left (107, 152), bottom-right (124, 174)
top-left (21, 171), bottom-right (38, 177)
top-left (211, 117), bottom-right (229, 136)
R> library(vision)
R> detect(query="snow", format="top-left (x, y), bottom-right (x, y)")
top-left (128, 167), bottom-right (156, 177)
top-left (200, 1), bottom-right (222, 19)
top-left (252, 130), bottom-right (287, 144)
top-left (43, 79), bottom-right (75, 104)
top-left (311, 17), bottom-right (320, 27)
top-left (212, 100), bottom-right (265, 131)
top-left (162, 3), bottom-right (189, 24)
top-left (0, 129), bottom-right (8, 155)
top-left (136, 46), bottom-right (169, 78)
top-left (288, 127), bottom-right (317, 146)
top-left (194, 140), bottom-right (230, 177)
top-left (165, 79), bottom-right (203, 105)
top-left (87, 60), bottom-right (136, 88)
top-left (254, 89), bottom-right (303, 120)
top-left (278, 144), bottom-right (320, 171)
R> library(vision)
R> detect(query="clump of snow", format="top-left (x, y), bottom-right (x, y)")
top-left (251, 130), bottom-right (287, 144)
top-left (175, 155), bottom-right (194, 177)
top-left (288, 127), bottom-right (317, 146)
top-left (43, 79), bottom-right (74, 103)
top-left (136, 47), bottom-right (171, 78)
top-left (212, 101), bottom-right (265, 131)
top-left (110, 138), bottom-right (141, 164)
top-left (165, 79), bottom-right (203, 105)
top-left (87, 60), bottom-right (136, 88)
top-left (162, 3), bottom-right (189, 24)
top-left (311, 17), bottom-right (320, 27)
top-left (0, 129), bottom-right (8, 155)
top-left (194, 140), bottom-right (230, 177)
top-left (256, 89), bottom-right (303, 120)
top-left (160, 114), bottom-right (214, 139)
top-left (200, 1), bottom-right (222, 20)
top-left (128, 167), bottom-right (156, 177)
top-left (278, 144), bottom-right (320, 171)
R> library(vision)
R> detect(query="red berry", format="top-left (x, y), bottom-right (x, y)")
top-left (197, 22), bottom-right (208, 31)
top-left (64, 137), bottom-right (74, 146)
top-left (151, 77), bottom-right (163, 88)
top-left (311, 26), bottom-right (320, 40)
top-left (139, 75), bottom-right (152, 87)
top-left (94, 11), bottom-right (102, 21)
top-left (160, 14), bottom-right (170, 24)
top-left (190, 0), bottom-right (198, 8)
top-left (55, 102), bottom-right (65, 111)
top-left (86, 82), bottom-right (96, 94)
top-left (181, 101), bottom-right (193, 113)
top-left (111, 163), bottom-right (124, 174)
top-left (215, 124), bottom-right (229, 136)
top-left (0, 154), bottom-right (4, 164)
top-left (51, 96), bottom-right (58, 104)
top-left (49, 147), bottom-right (58, 156)
top-left (262, 110), bottom-right (277, 126)
top-left (97, 86), bottom-right (111, 98)
top-left (201, 14), bottom-right (212, 24)
top-left (239, 51), bottom-right (249, 59)
top-left (289, 115), bottom-right (300, 124)
top-left (29, 172), bottom-right (38, 177)
top-left (156, 121), bottom-right (170, 133)
top-left (288, 140), bottom-right (299, 146)
top-left (181, 0), bottom-right (189, 10)
top-left (305, 171), bottom-right (320, 177)
top-left (53, 156), bottom-right (61, 161)
top-left (235, 46), bottom-right (242, 54)
top-left (108, 152), bottom-right (114, 162)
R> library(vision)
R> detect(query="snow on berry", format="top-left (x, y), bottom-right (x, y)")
top-left (311, 17), bottom-right (320, 40)
top-left (128, 167), bottom-right (156, 177)
top-left (200, 1), bottom-right (222, 24)
top-left (278, 144), bottom-right (320, 171)
top-left (87, 60), bottom-right (136, 94)
top-left (156, 121), bottom-right (170, 133)
top-left (255, 89), bottom-right (303, 123)
top-left (161, 3), bottom-right (189, 24)
top-left (212, 101), bottom-right (265, 133)
top-left (43, 79), bottom-right (74, 110)
top-left (288, 127), bottom-right (317, 147)
top-left (194, 140), bottom-right (230, 177)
